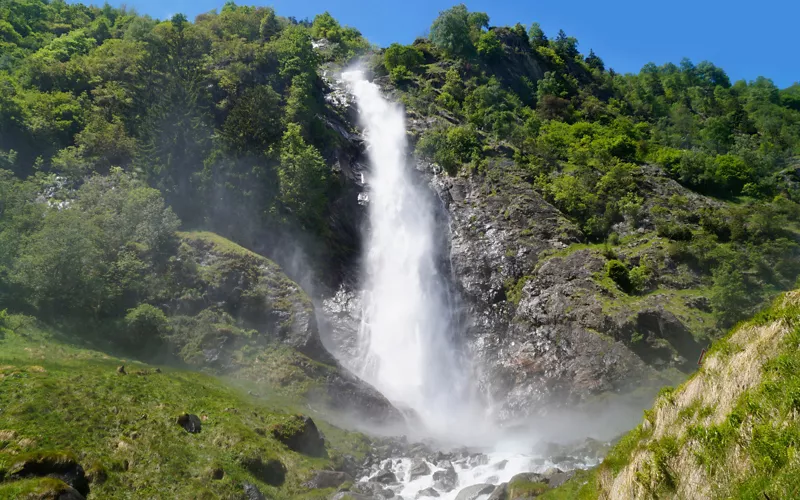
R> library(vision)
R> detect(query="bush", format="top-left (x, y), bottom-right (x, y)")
top-left (124, 304), bottom-right (170, 347)
top-left (389, 65), bottom-right (413, 84)
top-left (383, 43), bottom-right (423, 72)
top-left (607, 259), bottom-right (632, 293)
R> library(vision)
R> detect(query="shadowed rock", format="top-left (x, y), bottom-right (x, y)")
top-left (176, 413), bottom-right (202, 433)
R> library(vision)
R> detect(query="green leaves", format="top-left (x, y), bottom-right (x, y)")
top-left (275, 124), bottom-right (328, 230)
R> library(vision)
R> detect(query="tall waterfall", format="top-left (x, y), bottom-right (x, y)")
top-left (342, 70), bottom-right (475, 436)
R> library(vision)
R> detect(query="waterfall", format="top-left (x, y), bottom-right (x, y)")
top-left (342, 69), bottom-right (475, 437)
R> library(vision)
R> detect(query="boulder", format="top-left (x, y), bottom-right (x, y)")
top-left (371, 469), bottom-right (398, 485)
top-left (543, 469), bottom-right (574, 488)
top-left (270, 415), bottom-right (326, 456)
top-left (408, 458), bottom-right (431, 481)
top-left (353, 481), bottom-right (395, 498)
top-left (509, 472), bottom-right (545, 484)
top-left (176, 413), bottom-right (202, 433)
top-left (416, 487), bottom-right (440, 498)
top-left (240, 456), bottom-right (286, 486)
top-left (432, 465), bottom-right (458, 492)
top-left (486, 483), bottom-right (507, 500)
top-left (243, 482), bottom-right (266, 500)
top-left (455, 484), bottom-right (495, 500)
top-left (331, 493), bottom-right (374, 500)
top-left (7, 451), bottom-right (90, 497)
top-left (305, 470), bottom-right (352, 489)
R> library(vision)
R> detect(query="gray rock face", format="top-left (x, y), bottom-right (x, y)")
top-left (243, 482), bottom-right (266, 500)
top-left (432, 466), bottom-right (458, 492)
top-left (408, 459), bottom-right (431, 481)
top-left (304, 470), bottom-right (352, 489)
top-left (353, 480), bottom-right (395, 498)
top-left (417, 487), bottom-right (441, 498)
top-left (271, 415), bottom-right (326, 457)
top-left (454, 483), bottom-right (495, 500)
top-left (486, 483), bottom-right (507, 500)
top-left (372, 469), bottom-right (398, 485)
top-left (318, 76), bottom-right (709, 422)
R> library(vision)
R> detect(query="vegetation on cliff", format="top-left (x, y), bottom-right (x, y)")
top-left (544, 290), bottom-right (800, 499)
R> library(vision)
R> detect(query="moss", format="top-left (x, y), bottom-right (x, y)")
top-left (505, 275), bottom-right (530, 306)
top-left (537, 469), bottom-right (598, 500)
top-left (508, 479), bottom-right (550, 498)
top-left (0, 477), bottom-right (77, 498)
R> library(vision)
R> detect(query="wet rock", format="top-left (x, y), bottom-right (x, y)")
top-left (176, 413), bottom-right (202, 433)
top-left (454, 483), bottom-right (495, 500)
top-left (493, 460), bottom-right (508, 471)
top-left (353, 481), bottom-right (395, 498)
top-left (486, 482), bottom-right (507, 500)
top-left (7, 451), bottom-right (90, 497)
top-left (270, 415), bottom-right (326, 456)
top-left (240, 456), bottom-right (286, 486)
top-left (371, 469), bottom-right (398, 485)
top-left (304, 470), bottom-right (352, 489)
top-left (509, 472), bottom-right (545, 485)
top-left (435, 460), bottom-right (453, 470)
top-left (544, 469), bottom-right (574, 488)
top-left (467, 454), bottom-right (489, 467)
top-left (432, 465), bottom-right (457, 492)
top-left (416, 487), bottom-right (440, 498)
top-left (408, 458), bottom-right (431, 480)
top-left (331, 493), bottom-right (374, 500)
top-left (243, 482), bottom-right (266, 500)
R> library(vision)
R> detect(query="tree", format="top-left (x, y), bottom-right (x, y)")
top-left (259, 8), bottom-right (281, 40)
top-left (275, 124), bottom-right (328, 228)
top-left (476, 30), bottom-right (502, 60)
top-left (553, 29), bottom-right (578, 58)
top-left (223, 85), bottom-right (283, 154)
top-left (585, 49), bottom-right (604, 71)
top-left (528, 22), bottom-right (547, 47)
top-left (125, 303), bottom-right (171, 350)
top-left (429, 4), bottom-right (475, 58)
top-left (384, 43), bottom-right (423, 72)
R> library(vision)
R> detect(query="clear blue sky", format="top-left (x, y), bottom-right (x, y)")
top-left (82, 0), bottom-right (799, 88)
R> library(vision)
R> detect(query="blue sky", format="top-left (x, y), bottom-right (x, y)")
top-left (83, 0), bottom-right (799, 88)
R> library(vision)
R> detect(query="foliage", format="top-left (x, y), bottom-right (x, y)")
top-left (124, 303), bottom-right (170, 349)
top-left (606, 259), bottom-right (632, 293)
top-left (416, 125), bottom-right (481, 175)
top-left (383, 43), bottom-right (423, 72)
top-left (429, 4), bottom-right (489, 59)
top-left (275, 124), bottom-right (328, 230)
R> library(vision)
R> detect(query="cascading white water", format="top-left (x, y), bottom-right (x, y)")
top-left (338, 69), bottom-right (614, 500)
top-left (342, 69), bottom-right (475, 436)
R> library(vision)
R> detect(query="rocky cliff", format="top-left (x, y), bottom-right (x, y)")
top-left (317, 55), bottom-right (724, 421)
top-left (164, 231), bottom-right (401, 426)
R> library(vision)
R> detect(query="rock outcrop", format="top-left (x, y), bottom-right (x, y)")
top-left (163, 231), bottom-right (402, 426)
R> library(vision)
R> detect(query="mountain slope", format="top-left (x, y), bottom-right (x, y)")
top-left (0, 316), bottom-right (373, 499)
top-left (543, 290), bottom-right (800, 499)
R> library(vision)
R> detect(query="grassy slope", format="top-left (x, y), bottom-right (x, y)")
top-left (0, 318), bottom-right (369, 499)
top-left (543, 290), bottom-right (800, 499)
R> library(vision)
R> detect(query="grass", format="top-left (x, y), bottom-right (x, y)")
top-left (0, 318), bottom-right (370, 499)
top-left (546, 290), bottom-right (800, 498)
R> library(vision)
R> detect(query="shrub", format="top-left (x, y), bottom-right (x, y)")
top-left (125, 304), bottom-right (170, 347)
top-left (383, 43), bottom-right (423, 72)
top-left (607, 259), bottom-right (632, 293)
